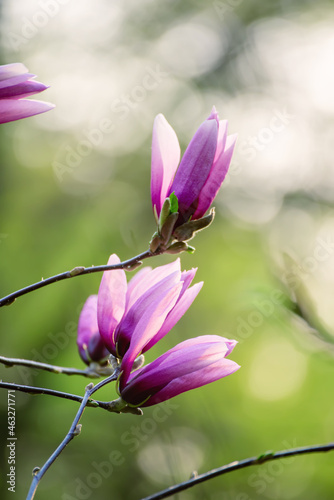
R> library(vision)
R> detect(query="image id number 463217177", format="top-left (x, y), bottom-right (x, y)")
top-left (7, 390), bottom-right (16, 493)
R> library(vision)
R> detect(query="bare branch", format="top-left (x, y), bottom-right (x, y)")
top-left (26, 371), bottom-right (120, 500)
top-left (0, 249), bottom-right (161, 307)
top-left (140, 443), bottom-right (334, 500)
top-left (0, 380), bottom-right (114, 410)
top-left (0, 355), bottom-right (113, 378)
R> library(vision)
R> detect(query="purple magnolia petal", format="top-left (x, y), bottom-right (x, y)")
top-left (179, 268), bottom-right (197, 292)
top-left (120, 335), bottom-right (239, 406)
top-left (125, 266), bottom-right (152, 310)
top-left (142, 335), bottom-right (238, 370)
top-left (117, 270), bottom-right (182, 361)
top-left (125, 259), bottom-right (181, 313)
top-left (97, 254), bottom-right (127, 355)
top-left (126, 265), bottom-right (197, 355)
top-left (0, 63), bottom-right (54, 124)
top-left (119, 280), bottom-right (183, 386)
top-left (130, 335), bottom-right (236, 382)
top-left (145, 358), bottom-right (239, 406)
top-left (143, 280), bottom-right (203, 353)
top-left (213, 120), bottom-right (228, 162)
top-left (192, 133), bottom-right (237, 220)
top-left (0, 63), bottom-right (29, 81)
top-left (151, 113), bottom-right (180, 216)
top-left (0, 80), bottom-right (49, 99)
top-left (77, 295), bottom-right (109, 364)
top-left (0, 72), bottom-right (35, 90)
top-left (0, 99), bottom-right (55, 124)
top-left (169, 115), bottom-right (218, 220)
top-left (206, 106), bottom-right (220, 131)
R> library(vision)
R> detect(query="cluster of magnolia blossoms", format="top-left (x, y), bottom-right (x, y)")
top-left (76, 107), bottom-right (239, 411)
top-left (0, 63), bottom-right (54, 124)
top-left (77, 257), bottom-right (239, 411)
top-left (0, 63), bottom-right (239, 410)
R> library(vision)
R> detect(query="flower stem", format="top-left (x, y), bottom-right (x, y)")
top-left (26, 371), bottom-right (119, 500)
top-left (140, 442), bottom-right (334, 500)
top-left (0, 249), bottom-right (161, 308)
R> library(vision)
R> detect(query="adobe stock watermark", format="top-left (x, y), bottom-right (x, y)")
top-left (234, 288), bottom-right (285, 343)
top-left (238, 108), bottom-right (295, 162)
top-left (213, 0), bottom-right (243, 20)
top-left (282, 235), bottom-right (334, 292)
top-left (224, 107), bottom-right (295, 185)
top-left (52, 64), bottom-right (169, 183)
top-left (232, 235), bottom-right (334, 343)
top-left (2, 0), bottom-right (71, 52)
top-left (62, 400), bottom-right (179, 500)
top-left (248, 439), bottom-right (298, 497)
top-left (16, 303), bottom-right (84, 385)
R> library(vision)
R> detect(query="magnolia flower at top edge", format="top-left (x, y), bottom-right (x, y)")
top-left (0, 63), bottom-right (54, 124)
top-left (117, 335), bottom-right (240, 408)
top-left (150, 107), bottom-right (236, 253)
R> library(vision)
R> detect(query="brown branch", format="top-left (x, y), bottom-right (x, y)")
top-left (26, 371), bottom-right (120, 499)
top-left (0, 380), bottom-right (114, 410)
top-left (140, 443), bottom-right (334, 500)
top-left (0, 249), bottom-right (161, 307)
top-left (0, 355), bottom-right (114, 378)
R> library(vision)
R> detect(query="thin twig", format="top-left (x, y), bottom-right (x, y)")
top-left (26, 371), bottom-right (119, 500)
top-left (0, 249), bottom-right (160, 307)
top-left (0, 355), bottom-right (107, 378)
top-left (0, 381), bottom-right (114, 410)
top-left (140, 442), bottom-right (334, 500)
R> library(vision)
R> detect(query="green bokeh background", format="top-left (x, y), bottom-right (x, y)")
top-left (1, 1), bottom-right (334, 499)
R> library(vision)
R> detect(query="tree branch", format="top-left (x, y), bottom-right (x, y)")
top-left (140, 442), bottom-right (334, 500)
top-left (26, 371), bottom-right (120, 500)
top-left (0, 355), bottom-right (115, 378)
top-left (0, 249), bottom-right (161, 307)
top-left (0, 380), bottom-right (114, 410)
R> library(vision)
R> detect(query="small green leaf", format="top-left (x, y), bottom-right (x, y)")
top-left (186, 245), bottom-right (195, 254)
top-left (169, 192), bottom-right (179, 214)
top-left (256, 451), bottom-right (275, 464)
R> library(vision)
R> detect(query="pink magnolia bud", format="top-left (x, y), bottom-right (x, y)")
top-left (119, 335), bottom-right (240, 408)
top-left (151, 107), bottom-right (236, 228)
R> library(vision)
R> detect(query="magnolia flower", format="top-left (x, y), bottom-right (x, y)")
top-left (0, 62), bottom-right (54, 124)
top-left (77, 295), bottom-right (110, 365)
top-left (78, 255), bottom-right (202, 372)
top-left (150, 107), bottom-right (236, 252)
top-left (112, 335), bottom-right (239, 409)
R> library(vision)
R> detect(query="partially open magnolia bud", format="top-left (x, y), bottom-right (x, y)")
top-left (150, 108), bottom-right (236, 236)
